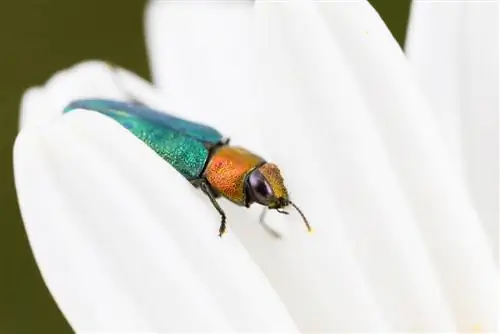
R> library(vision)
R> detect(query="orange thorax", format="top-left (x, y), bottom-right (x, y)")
top-left (203, 146), bottom-right (264, 205)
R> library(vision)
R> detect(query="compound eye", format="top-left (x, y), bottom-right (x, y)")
top-left (248, 169), bottom-right (274, 205)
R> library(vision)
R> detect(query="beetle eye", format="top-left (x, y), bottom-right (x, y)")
top-left (248, 169), bottom-right (274, 205)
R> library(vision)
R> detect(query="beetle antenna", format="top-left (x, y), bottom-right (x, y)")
top-left (288, 201), bottom-right (312, 232)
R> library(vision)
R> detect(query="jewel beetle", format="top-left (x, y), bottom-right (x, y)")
top-left (64, 99), bottom-right (311, 237)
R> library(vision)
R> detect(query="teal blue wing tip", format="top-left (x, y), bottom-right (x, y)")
top-left (64, 98), bottom-right (117, 113)
top-left (62, 98), bottom-right (224, 144)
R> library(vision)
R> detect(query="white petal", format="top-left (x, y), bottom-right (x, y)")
top-left (20, 61), bottom-right (122, 130)
top-left (318, 1), bottom-right (497, 329)
top-left (146, 0), bottom-right (497, 331)
top-left (406, 0), bottom-right (498, 257)
top-left (147, 1), bottom-right (391, 331)
top-left (15, 61), bottom-right (299, 332)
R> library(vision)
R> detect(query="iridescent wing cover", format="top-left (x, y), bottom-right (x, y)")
top-left (64, 99), bottom-right (224, 143)
top-left (64, 99), bottom-right (224, 180)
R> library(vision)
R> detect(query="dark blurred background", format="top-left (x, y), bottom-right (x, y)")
top-left (0, 1), bottom-right (411, 333)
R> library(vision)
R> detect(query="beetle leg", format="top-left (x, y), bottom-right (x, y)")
top-left (199, 180), bottom-right (227, 237)
top-left (259, 208), bottom-right (282, 239)
top-left (190, 178), bottom-right (202, 188)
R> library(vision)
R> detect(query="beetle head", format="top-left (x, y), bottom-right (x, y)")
top-left (246, 163), bottom-right (289, 209)
top-left (246, 163), bottom-right (312, 232)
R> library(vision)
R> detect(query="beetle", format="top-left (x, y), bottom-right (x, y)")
top-left (63, 99), bottom-right (311, 237)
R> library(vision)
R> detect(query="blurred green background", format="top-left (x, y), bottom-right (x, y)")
top-left (0, 1), bottom-right (410, 333)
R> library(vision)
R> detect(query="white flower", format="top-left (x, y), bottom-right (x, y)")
top-left (406, 0), bottom-right (498, 255)
top-left (14, 0), bottom-right (497, 332)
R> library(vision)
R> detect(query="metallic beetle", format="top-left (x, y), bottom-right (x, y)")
top-left (64, 99), bottom-right (311, 237)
